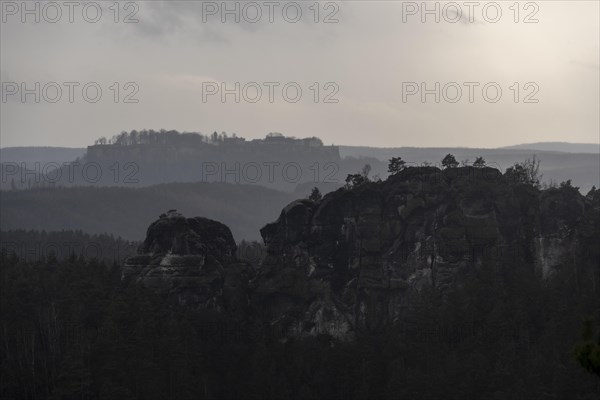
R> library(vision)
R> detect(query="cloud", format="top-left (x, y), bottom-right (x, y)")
top-left (0, 1), bottom-right (598, 148)
top-left (122, 1), bottom-right (346, 44)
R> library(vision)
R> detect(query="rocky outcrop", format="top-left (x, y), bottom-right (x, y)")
top-left (253, 167), bottom-right (599, 340)
top-left (534, 184), bottom-right (587, 278)
top-left (123, 168), bottom-right (600, 341)
top-left (122, 210), bottom-right (253, 313)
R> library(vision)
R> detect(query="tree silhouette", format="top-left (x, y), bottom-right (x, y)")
top-left (473, 156), bottom-right (486, 168)
top-left (345, 164), bottom-right (372, 188)
top-left (504, 156), bottom-right (542, 187)
top-left (388, 157), bottom-right (406, 175)
top-left (441, 154), bottom-right (458, 169)
top-left (309, 187), bottom-right (322, 202)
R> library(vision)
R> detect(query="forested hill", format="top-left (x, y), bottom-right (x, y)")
top-left (56, 130), bottom-right (340, 192)
top-left (3, 135), bottom-right (597, 193)
top-left (0, 182), bottom-right (296, 241)
top-left (0, 146), bottom-right (85, 166)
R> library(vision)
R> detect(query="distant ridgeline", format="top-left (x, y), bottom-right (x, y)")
top-left (79, 130), bottom-right (341, 191)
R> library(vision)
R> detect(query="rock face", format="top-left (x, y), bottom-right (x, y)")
top-left (124, 168), bottom-right (599, 341)
top-left (254, 167), bottom-right (599, 340)
top-left (122, 210), bottom-right (253, 313)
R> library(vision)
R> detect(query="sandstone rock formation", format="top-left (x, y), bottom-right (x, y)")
top-left (124, 168), bottom-right (599, 341)
top-left (254, 167), bottom-right (599, 340)
top-left (122, 210), bottom-right (253, 313)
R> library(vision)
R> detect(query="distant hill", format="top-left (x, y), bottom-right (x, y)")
top-left (0, 182), bottom-right (296, 241)
top-left (2, 139), bottom-right (598, 193)
top-left (0, 146), bottom-right (86, 165)
top-left (499, 142), bottom-right (599, 153)
top-left (2, 131), bottom-right (342, 192)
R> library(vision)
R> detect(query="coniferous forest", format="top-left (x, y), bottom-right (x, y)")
top-left (1, 180), bottom-right (599, 399)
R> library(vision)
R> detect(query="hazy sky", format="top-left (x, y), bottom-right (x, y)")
top-left (1, 1), bottom-right (599, 148)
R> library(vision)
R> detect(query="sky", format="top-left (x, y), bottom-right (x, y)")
top-left (1, 0), bottom-right (599, 148)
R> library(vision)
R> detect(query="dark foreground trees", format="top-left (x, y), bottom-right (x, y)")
top-left (505, 156), bottom-right (542, 187)
top-left (1, 245), bottom-right (598, 399)
top-left (575, 319), bottom-right (600, 378)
